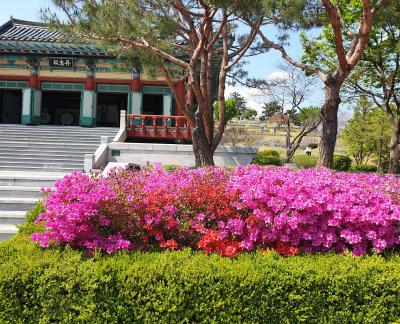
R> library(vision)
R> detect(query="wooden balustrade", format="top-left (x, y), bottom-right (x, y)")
top-left (126, 114), bottom-right (191, 140)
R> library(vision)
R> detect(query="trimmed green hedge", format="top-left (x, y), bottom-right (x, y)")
top-left (293, 155), bottom-right (318, 169)
top-left (292, 155), bottom-right (353, 171)
top-left (333, 155), bottom-right (352, 171)
top-left (257, 149), bottom-right (280, 158)
top-left (1, 235), bottom-right (400, 323)
top-left (252, 149), bottom-right (282, 166)
top-left (351, 164), bottom-right (378, 173)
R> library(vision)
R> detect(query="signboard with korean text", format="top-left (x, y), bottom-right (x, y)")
top-left (48, 58), bottom-right (75, 68)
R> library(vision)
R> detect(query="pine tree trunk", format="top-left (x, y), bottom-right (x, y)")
top-left (317, 84), bottom-right (341, 168)
top-left (388, 120), bottom-right (400, 174)
top-left (191, 109), bottom-right (215, 167)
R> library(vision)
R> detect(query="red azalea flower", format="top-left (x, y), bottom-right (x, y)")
top-left (160, 239), bottom-right (178, 250)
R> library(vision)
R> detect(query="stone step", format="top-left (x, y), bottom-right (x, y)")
top-left (0, 152), bottom-right (85, 160)
top-left (0, 172), bottom-right (65, 187)
top-left (0, 137), bottom-right (101, 144)
top-left (0, 148), bottom-right (94, 155)
top-left (0, 125), bottom-right (117, 131)
top-left (0, 130), bottom-right (118, 137)
top-left (0, 140), bottom-right (99, 147)
top-left (0, 130), bottom-right (116, 135)
top-left (0, 135), bottom-right (116, 141)
top-left (0, 166), bottom-right (81, 172)
top-left (0, 124), bottom-right (119, 133)
top-left (0, 135), bottom-right (115, 141)
top-left (0, 127), bottom-right (117, 132)
top-left (0, 224), bottom-right (18, 241)
top-left (0, 197), bottom-right (37, 211)
top-left (0, 211), bottom-right (26, 225)
top-left (0, 186), bottom-right (42, 198)
top-left (0, 132), bottom-right (108, 138)
top-left (0, 123), bottom-right (119, 242)
top-left (0, 156), bottom-right (83, 163)
top-left (0, 160), bottom-right (82, 167)
top-left (0, 136), bottom-right (100, 145)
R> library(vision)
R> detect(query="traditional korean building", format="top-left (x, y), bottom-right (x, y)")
top-left (0, 18), bottom-right (188, 140)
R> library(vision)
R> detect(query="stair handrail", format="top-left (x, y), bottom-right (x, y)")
top-left (84, 110), bottom-right (128, 173)
top-left (113, 110), bottom-right (127, 142)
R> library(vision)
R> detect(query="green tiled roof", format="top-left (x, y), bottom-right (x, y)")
top-left (0, 41), bottom-right (107, 57)
top-left (0, 18), bottom-right (108, 58)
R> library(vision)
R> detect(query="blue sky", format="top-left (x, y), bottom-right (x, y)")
top-left (0, 0), bottom-right (327, 113)
top-left (0, 0), bottom-right (52, 23)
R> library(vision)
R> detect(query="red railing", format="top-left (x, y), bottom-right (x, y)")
top-left (126, 114), bottom-right (191, 140)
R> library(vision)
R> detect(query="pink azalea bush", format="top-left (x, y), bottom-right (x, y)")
top-left (32, 165), bottom-right (400, 256)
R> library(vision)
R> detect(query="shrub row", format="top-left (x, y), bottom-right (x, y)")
top-left (351, 164), bottom-right (378, 173)
top-left (253, 151), bottom-right (356, 172)
top-left (1, 236), bottom-right (400, 323)
top-left (291, 154), bottom-right (378, 172)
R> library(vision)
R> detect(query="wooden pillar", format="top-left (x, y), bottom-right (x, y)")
top-left (130, 72), bottom-right (142, 92)
top-left (28, 68), bottom-right (39, 89)
top-left (84, 70), bottom-right (95, 91)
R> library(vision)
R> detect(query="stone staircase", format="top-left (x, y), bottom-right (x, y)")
top-left (0, 124), bottom-right (118, 241)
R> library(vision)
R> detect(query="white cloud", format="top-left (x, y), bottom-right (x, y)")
top-left (266, 71), bottom-right (289, 81)
top-left (225, 84), bottom-right (265, 114)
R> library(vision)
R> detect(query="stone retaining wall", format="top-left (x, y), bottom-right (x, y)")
top-left (107, 143), bottom-right (257, 167)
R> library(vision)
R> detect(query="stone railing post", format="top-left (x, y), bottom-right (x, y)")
top-left (120, 110), bottom-right (126, 130)
top-left (100, 135), bottom-right (111, 145)
top-left (84, 153), bottom-right (95, 173)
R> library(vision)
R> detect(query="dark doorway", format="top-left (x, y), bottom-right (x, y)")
top-left (142, 94), bottom-right (163, 115)
top-left (96, 93), bottom-right (127, 127)
top-left (41, 91), bottom-right (81, 126)
top-left (0, 89), bottom-right (22, 124)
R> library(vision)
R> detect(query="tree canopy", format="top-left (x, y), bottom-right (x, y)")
top-left (254, 0), bottom-right (387, 168)
top-left (342, 98), bottom-right (390, 170)
top-left (43, 0), bottom-right (265, 166)
top-left (343, 0), bottom-right (400, 173)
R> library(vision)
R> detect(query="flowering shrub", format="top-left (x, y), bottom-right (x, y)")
top-left (32, 166), bottom-right (400, 256)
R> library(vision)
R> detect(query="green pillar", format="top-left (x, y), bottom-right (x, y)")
top-left (128, 91), bottom-right (142, 125)
top-left (80, 90), bottom-right (96, 126)
top-left (21, 88), bottom-right (41, 125)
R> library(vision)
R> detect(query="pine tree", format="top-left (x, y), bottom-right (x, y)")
top-left (43, 0), bottom-right (264, 166)
top-left (229, 92), bottom-right (247, 118)
top-left (342, 98), bottom-right (390, 169)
